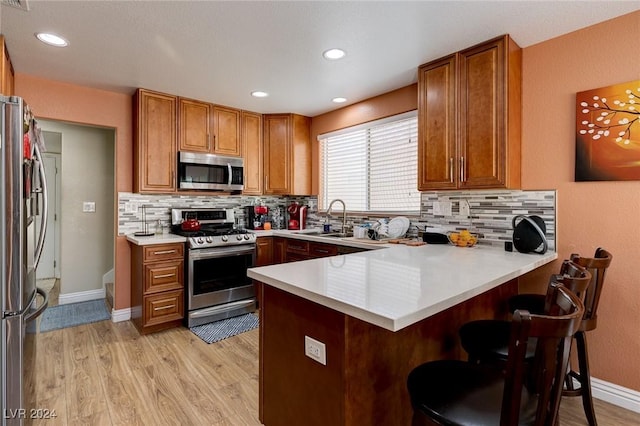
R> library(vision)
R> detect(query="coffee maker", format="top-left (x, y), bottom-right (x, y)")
top-left (245, 204), bottom-right (269, 230)
top-left (287, 202), bottom-right (307, 230)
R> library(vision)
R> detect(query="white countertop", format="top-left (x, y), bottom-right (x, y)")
top-left (126, 233), bottom-right (187, 246)
top-left (248, 244), bottom-right (557, 332)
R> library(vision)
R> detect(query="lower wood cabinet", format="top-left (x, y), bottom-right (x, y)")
top-left (273, 237), bottom-right (286, 264)
top-left (131, 242), bottom-right (185, 334)
top-left (258, 236), bottom-right (367, 266)
top-left (256, 237), bottom-right (274, 266)
top-left (285, 239), bottom-right (339, 262)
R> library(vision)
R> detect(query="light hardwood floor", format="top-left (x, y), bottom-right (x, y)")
top-left (32, 319), bottom-right (639, 425)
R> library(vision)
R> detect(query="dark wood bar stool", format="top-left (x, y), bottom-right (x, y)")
top-left (509, 249), bottom-right (612, 426)
top-left (407, 282), bottom-right (585, 426)
top-left (459, 260), bottom-right (591, 364)
top-left (459, 249), bottom-right (612, 426)
top-left (561, 249), bottom-right (612, 426)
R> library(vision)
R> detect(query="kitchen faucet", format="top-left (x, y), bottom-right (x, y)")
top-left (327, 199), bottom-right (347, 235)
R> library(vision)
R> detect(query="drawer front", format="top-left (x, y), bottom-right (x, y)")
top-left (286, 240), bottom-right (309, 255)
top-left (143, 243), bottom-right (184, 262)
top-left (144, 290), bottom-right (184, 326)
top-left (309, 242), bottom-right (338, 258)
top-left (286, 253), bottom-right (310, 263)
top-left (144, 260), bottom-right (183, 294)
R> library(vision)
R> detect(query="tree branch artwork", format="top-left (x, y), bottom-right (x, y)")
top-left (575, 80), bottom-right (640, 181)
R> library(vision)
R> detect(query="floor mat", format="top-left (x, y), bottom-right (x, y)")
top-left (39, 299), bottom-right (111, 332)
top-left (190, 313), bottom-right (259, 344)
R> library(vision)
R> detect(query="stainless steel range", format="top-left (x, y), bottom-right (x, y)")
top-left (171, 208), bottom-right (257, 327)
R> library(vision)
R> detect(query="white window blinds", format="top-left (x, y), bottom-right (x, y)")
top-left (319, 111), bottom-right (420, 213)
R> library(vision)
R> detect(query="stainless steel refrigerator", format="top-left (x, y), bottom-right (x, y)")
top-left (1, 96), bottom-right (48, 425)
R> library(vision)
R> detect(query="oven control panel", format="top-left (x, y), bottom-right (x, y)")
top-left (188, 232), bottom-right (256, 249)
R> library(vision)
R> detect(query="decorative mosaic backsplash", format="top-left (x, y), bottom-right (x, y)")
top-left (118, 189), bottom-right (556, 251)
top-left (418, 190), bottom-right (556, 250)
top-left (117, 193), bottom-right (302, 235)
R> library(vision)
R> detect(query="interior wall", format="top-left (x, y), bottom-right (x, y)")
top-left (520, 10), bottom-right (640, 392)
top-left (14, 74), bottom-right (132, 310)
top-left (37, 120), bottom-right (115, 296)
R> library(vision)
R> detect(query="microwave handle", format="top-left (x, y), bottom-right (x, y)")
top-left (228, 163), bottom-right (232, 186)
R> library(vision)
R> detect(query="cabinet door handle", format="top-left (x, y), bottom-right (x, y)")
top-left (265, 175), bottom-right (269, 191)
top-left (459, 157), bottom-right (465, 183)
top-left (207, 134), bottom-right (211, 151)
top-left (154, 304), bottom-right (176, 311)
top-left (315, 249), bottom-right (329, 254)
top-left (154, 273), bottom-right (176, 279)
top-left (449, 157), bottom-right (454, 183)
top-left (153, 250), bottom-right (176, 255)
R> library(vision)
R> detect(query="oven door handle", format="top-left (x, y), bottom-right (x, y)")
top-left (189, 245), bottom-right (255, 260)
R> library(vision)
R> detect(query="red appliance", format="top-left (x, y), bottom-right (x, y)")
top-left (181, 213), bottom-right (201, 231)
top-left (287, 202), bottom-right (307, 230)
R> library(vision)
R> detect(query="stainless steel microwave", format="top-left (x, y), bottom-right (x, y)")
top-left (178, 151), bottom-right (244, 191)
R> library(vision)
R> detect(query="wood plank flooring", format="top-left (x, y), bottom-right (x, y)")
top-left (32, 319), bottom-right (638, 425)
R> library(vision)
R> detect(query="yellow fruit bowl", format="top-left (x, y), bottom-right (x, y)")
top-left (447, 230), bottom-right (478, 247)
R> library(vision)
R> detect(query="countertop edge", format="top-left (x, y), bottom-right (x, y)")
top-left (126, 233), bottom-right (187, 246)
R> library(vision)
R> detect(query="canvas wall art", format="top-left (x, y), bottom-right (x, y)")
top-left (575, 79), bottom-right (640, 181)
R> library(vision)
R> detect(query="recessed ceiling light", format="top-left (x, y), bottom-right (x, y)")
top-left (332, 97), bottom-right (347, 104)
top-left (251, 91), bottom-right (269, 98)
top-left (323, 48), bottom-right (346, 60)
top-left (35, 32), bottom-right (68, 47)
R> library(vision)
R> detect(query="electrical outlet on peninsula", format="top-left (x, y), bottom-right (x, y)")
top-left (304, 335), bottom-right (326, 365)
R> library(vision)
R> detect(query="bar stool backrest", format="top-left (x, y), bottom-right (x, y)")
top-left (569, 248), bottom-right (613, 330)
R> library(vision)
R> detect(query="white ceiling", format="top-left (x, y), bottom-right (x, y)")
top-left (1, 1), bottom-right (639, 117)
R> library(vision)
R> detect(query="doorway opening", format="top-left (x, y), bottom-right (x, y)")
top-left (36, 120), bottom-right (115, 310)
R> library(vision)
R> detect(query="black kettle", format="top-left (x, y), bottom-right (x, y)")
top-left (512, 215), bottom-right (548, 254)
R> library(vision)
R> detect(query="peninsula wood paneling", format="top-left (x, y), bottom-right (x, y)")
top-left (259, 280), bottom-right (518, 426)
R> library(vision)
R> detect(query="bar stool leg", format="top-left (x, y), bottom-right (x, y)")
top-left (576, 330), bottom-right (598, 426)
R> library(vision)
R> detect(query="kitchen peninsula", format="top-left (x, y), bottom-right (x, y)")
top-left (248, 244), bottom-right (556, 426)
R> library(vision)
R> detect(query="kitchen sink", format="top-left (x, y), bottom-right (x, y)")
top-left (292, 231), bottom-right (351, 239)
top-left (317, 233), bottom-right (351, 238)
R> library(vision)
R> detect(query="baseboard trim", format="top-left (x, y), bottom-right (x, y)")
top-left (591, 377), bottom-right (640, 414)
top-left (58, 288), bottom-right (106, 305)
top-left (111, 307), bottom-right (131, 323)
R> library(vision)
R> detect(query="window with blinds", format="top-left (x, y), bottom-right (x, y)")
top-left (319, 111), bottom-right (420, 213)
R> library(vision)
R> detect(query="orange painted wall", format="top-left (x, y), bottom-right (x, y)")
top-left (14, 74), bottom-right (133, 310)
top-left (520, 11), bottom-right (640, 392)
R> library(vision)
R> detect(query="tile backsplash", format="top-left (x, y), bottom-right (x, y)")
top-left (118, 189), bottom-right (556, 251)
top-left (417, 190), bottom-right (556, 250)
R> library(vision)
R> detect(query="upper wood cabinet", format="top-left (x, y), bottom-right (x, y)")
top-left (178, 97), bottom-right (211, 152)
top-left (263, 113), bottom-right (311, 195)
top-left (213, 105), bottom-right (242, 156)
top-left (418, 35), bottom-right (521, 190)
top-left (1, 36), bottom-right (15, 96)
top-left (134, 89), bottom-right (177, 193)
top-left (242, 110), bottom-right (263, 195)
top-left (178, 99), bottom-right (242, 157)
